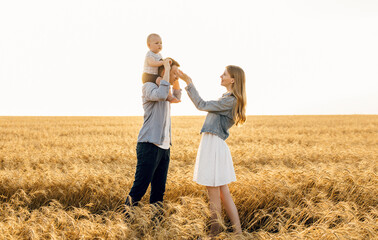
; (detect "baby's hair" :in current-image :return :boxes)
[147,33,161,44]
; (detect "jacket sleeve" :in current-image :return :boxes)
[143,81,170,102]
[172,88,182,101]
[185,83,235,112]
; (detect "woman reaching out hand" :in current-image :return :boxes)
[178,65,247,237]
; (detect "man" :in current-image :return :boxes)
[125,58,181,207]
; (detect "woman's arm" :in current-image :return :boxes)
[185,83,235,112]
[178,70,235,112]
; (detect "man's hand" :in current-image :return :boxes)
[155,77,162,86]
[177,69,192,85]
[172,77,180,90]
[163,58,172,70]
[161,58,171,84]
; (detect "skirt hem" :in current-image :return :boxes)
[193,179,236,187]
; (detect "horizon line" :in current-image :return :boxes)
[1,114,377,117]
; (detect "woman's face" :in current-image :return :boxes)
[220,69,234,89]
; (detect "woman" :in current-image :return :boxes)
[178,65,247,237]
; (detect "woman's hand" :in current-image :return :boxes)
[177,69,192,85]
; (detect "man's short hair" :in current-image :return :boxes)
[158,58,180,77]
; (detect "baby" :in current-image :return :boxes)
[142,33,179,103]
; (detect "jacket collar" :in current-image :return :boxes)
[222,92,235,97]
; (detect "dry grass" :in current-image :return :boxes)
[0,115,377,239]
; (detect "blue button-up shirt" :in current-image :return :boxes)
[137,80,182,146]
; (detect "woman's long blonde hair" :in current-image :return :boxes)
[227,65,247,126]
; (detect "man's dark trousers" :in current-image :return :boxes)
[125,142,170,206]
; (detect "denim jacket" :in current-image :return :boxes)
[185,83,236,140]
[137,80,182,145]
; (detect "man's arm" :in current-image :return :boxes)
[143,59,172,102]
[143,82,170,102]
[172,80,182,100]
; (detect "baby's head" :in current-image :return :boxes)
[147,33,162,54]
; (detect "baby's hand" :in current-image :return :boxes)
[155,77,163,86]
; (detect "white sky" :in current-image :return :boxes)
[1,0,377,116]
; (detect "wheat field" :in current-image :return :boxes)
[0,115,377,240]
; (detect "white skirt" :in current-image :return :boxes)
[193,132,236,187]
